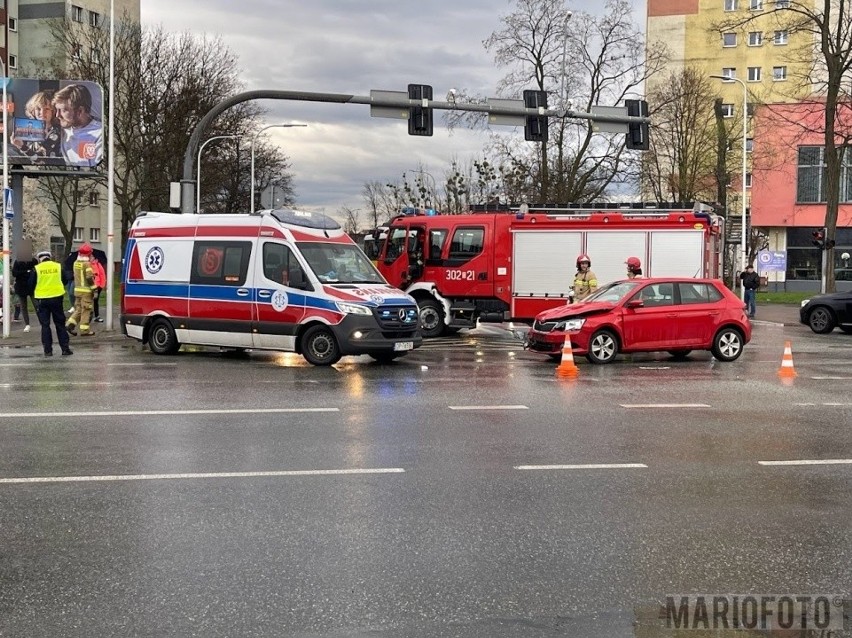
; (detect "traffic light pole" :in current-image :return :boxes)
[178,89,650,214]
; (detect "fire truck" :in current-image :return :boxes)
[375,203,724,337]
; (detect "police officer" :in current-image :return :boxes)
[572,254,598,302]
[625,256,643,279]
[31,250,73,356]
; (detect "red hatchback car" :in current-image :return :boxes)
[525,278,751,364]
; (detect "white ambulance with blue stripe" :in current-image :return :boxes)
[121,209,422,365]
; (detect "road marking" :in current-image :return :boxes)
[515,463,648,470]
[106,362,178,367]
[0,407,339,418]
[794,402,852,406]
[448,405,529,411]
[0,467,406,485]
[759,459,852,466]
[810,377,852,380]
[620,403,710,408]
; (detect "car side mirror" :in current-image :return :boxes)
[626,299,644,309]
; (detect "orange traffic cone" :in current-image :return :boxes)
[556,336,579,378]
[777,340,797,378]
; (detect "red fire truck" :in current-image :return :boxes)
[375,203,724,337]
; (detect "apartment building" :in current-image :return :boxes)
[3,0,139,260]
[645,0,852,290]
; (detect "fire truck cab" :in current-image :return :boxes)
[376,203,724,337]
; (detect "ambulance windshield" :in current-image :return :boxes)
[298,242,386,284]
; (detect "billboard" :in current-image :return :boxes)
[0,78,104,169]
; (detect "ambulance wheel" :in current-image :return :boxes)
[418,299,445,338]
[301,325,341,366]
[148,318,180,355]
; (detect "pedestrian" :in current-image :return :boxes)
[90,257,106,322]
[625,256,643,279]
[572,254,598,302]
[66,243,96,336]
[12,248,38,332]
[740,264,760,319]
[31,250,72,356]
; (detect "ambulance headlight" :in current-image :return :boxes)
[337,302,373,316]
[555,318,585,331]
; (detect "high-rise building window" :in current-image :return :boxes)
[725,0,738,10]
[747,66,762,81]
[748,31,763,46]
[797,146,852,203]
[89,11,100,27]
[774,30,788,45]
[750,0,763,9]
[775,0,790,6]
[723,33,737,47]
[8,17,17,32]
[745,173,753,188]
[88,191,100,206]
[91,48,101,64]
[90,228,101,243]
[721,103,735,118]
[72,43,83,60]
[73,227,84,242]
[722,67,737,80]
[773,66,788,81]
[746,138,754,153]
[71,5,84,22]
[8,55,16,69]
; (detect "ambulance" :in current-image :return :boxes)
[121,209,422,365]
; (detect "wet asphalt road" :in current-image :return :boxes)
[0,321,850,637]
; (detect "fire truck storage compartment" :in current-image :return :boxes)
[649,231,704,278]
[512,231,582,297]
[585,232,648,285]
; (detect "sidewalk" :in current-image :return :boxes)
[749,303,801,326]
[0,306,129,348]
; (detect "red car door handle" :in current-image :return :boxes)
[667,313,678,318]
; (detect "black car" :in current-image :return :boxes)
[800,291,852,333]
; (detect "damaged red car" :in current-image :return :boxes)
[525,278,751,364]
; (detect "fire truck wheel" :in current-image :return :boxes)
[301,325,342,366]
[586,329,619,364]
[417,299,446,338]
[148,318,180,355]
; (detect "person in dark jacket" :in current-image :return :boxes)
[740,264,760,319]
[12,252,38,332]
[31,250,73,356]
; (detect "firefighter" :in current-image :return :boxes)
[66,243,97,336]
[31,250,73,356]
[572,254,598,302]
[625,256,643,279]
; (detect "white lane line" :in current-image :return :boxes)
[620,403,710,408]
[0,467,406,485]
[515,463,648,470]
[448,405,529,411]
[106,363,178,367]
[759,459,852,466]
[0,407,339,418]
[794,402,852,406]
[810,376,852,380]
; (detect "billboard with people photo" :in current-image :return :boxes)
[1,78,104,168]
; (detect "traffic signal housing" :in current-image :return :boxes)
[625,99,649,150]
[523,90,548,142]
[408,84,433,136]
[812,227,827,249]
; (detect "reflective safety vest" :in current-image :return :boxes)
[73,259,96,295]
[33,261,66,299]
[573,270,598,301]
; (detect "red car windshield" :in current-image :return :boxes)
[582,280,641,303]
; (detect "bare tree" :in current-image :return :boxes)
[22,179,54,251]
[36,176,99,256]
[714,1,852,292]
[481,0,667,203]
[340,207,361,235]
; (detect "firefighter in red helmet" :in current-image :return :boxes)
[65,243,97,336]
[625,256,643,279]
[572,254,598,302]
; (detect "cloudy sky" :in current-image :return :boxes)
[140,0,628,219]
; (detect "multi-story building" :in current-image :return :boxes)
[4,0,139,261]
[646,0,841,289]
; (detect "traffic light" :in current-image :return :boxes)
[812,227,827,249]
[408,84,433,136]
[523,90,548,142]
[625,99,649,150]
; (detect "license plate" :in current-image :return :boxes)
[394,341,414,351]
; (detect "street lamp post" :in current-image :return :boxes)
[560,10,574,106]
[106,0,116,331]
[197,135,241,214]
[2,56,9,338]
[250,123,305,215]
[711,74,748,300]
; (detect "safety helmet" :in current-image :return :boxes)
[576,254,591,268]
[625,256,641,272]
[36,250,52,262]
[78,243,93,256]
